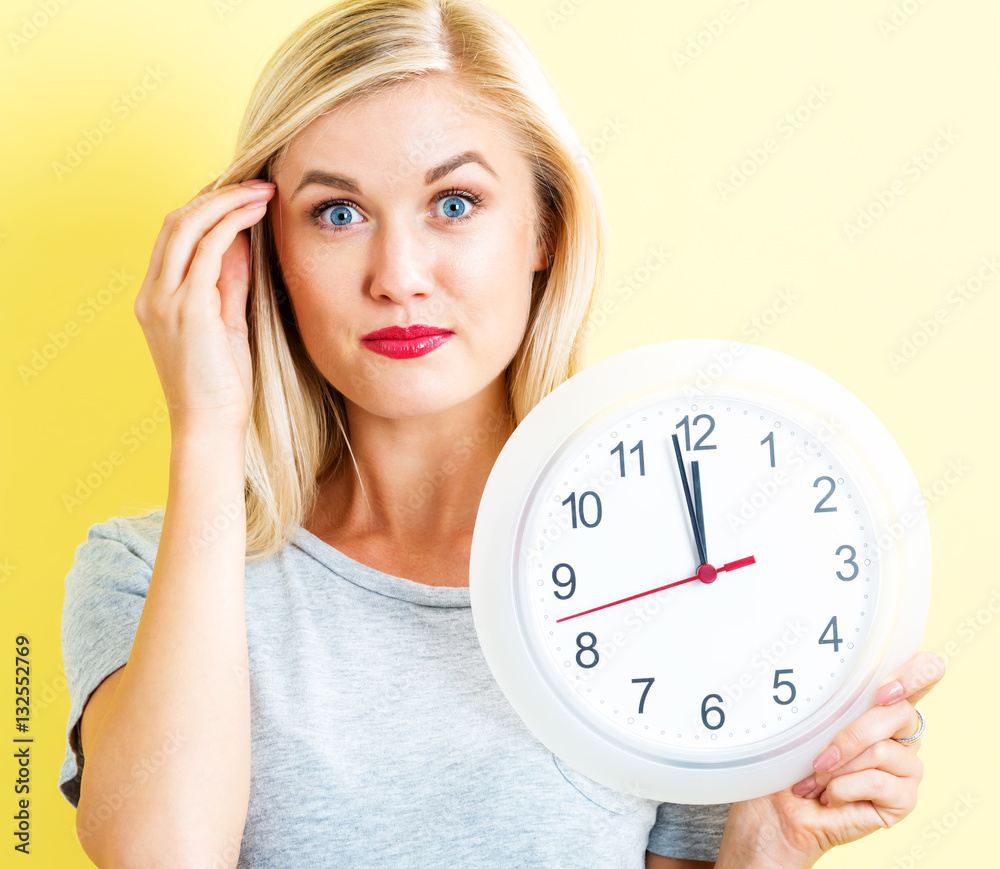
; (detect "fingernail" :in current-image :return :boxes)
[240,180,276,188]
[813,745,840,772]
[876,680,905,704]
[819,792,830,806]
[793,776,816,797]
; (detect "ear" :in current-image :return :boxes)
[531,236,552,273]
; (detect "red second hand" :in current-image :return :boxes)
[554,556,756,623]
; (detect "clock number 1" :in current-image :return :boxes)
[631,677,655,713]
[562,491,602,528]
[818,616,843,652]
[611,440,645,477]
[761,431,775,467]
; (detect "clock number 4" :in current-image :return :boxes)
[631,677,654,713]
[611,440,645,477]
[676,414,716,451]
[818,616,843,652]
[562,491,602,528]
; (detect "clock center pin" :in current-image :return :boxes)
[697,564,718,584]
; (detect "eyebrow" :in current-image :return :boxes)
[290,150,499,201]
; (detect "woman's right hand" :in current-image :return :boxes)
[133,177,277,437]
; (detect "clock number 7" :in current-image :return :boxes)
[631,677,654,714]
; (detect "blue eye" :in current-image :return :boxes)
[319,203,361,227]
[436,195,469,218]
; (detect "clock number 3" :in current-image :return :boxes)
[575,632,600,668]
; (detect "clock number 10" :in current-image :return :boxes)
[562,491,602,528]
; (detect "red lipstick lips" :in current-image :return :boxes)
[360,324,454,359]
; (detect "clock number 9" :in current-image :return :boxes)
[562,491,602,528]
[676,414,717,451]
[835,544,859,581]
[551,562,576,599]
[772,669,796,705]
[575,632,600,668]
[701,693,725,730]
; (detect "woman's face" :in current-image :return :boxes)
[271,75,549,420]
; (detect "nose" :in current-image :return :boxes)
[366,215,436,308]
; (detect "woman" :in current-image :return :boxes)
[58,1,944,866]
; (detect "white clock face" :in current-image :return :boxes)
[518,395,880,758]
[471,339,930,803]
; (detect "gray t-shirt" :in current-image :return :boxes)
[59,509,731,867]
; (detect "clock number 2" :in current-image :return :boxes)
[562,491,602,528]
[575,632,600,668]
[813,476,838,512]
[631,677,655,713]
[701,694,725,730]
[818,616,843,652]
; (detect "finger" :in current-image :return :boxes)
[143,181,273,302]
[180,202,269,313]
[802,735,923,797]
[819,768,918,823]
[158,185,275,296]
[874,651,946,706]
[811,699,918,776]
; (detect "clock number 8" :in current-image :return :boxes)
[575,632,600,668]
[701,694,725,730]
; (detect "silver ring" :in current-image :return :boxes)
[895,708,926,745]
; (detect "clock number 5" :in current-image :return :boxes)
[701,694,725,730]
[631,677,655,713]
[575,632,600,668]
[562,491,602,528]
[772,669,796,705]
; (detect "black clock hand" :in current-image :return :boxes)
[671,434,707,567]
[692,459,707,564]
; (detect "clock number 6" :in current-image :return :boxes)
[701,694,725,730]
[562,491,602,528]
[552,563,576,599]
[575,632,600,668]
[772,669,796,705]
[631,677,655,713]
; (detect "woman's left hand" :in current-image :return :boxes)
[715,650,946,868]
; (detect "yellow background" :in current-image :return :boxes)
[2,0,996,865]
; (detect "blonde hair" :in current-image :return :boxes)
[210,0,607,562]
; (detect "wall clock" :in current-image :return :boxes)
[470,339,931,804]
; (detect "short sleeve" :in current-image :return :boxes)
[58,511,163,808]
[645,800,732,862]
